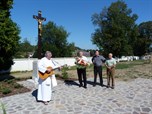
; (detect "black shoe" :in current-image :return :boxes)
[107,85,110,88]
[111,86,114,89]
[93,84,96,87]
[84,86,87,89]
[101,84,104,87]
[79,84,83,87]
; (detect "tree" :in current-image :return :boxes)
[0,0,20,70]
[15,38,36,58]
[134,21,152,56]
[34,21,75,57]
[91,0,138,57]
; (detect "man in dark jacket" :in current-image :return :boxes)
[92,50,106,87]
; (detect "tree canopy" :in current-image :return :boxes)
[34,21,75,57]
[91,0,139,57]
[0,0,20,70]
[15,38,35,58]
[134,21,152,56]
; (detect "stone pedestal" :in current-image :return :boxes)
[32,60,39,87]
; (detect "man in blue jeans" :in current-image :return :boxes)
[92,50,106,87]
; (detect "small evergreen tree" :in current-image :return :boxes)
[0,0,20,70]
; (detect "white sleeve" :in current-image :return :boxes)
[51,60,60,69]
[83,56,88,62]
[38,58,47,73]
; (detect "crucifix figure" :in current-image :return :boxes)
[33,11,46,59]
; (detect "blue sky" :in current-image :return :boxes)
[11,0,152,49]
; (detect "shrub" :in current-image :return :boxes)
[6,79,13,84]
[0,84,3,92]
[13,84,23,88]
[2,88,12,94]
[61,67,69,79]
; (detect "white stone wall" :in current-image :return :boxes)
[8,57,92,72]
[11,58,37,72]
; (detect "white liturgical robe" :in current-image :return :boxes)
[37,57,58,101]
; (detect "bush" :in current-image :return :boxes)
[61,67,69,79]
[2,88,12,94]
[13,84,23,88]
[0,84,3,92]
[6,79,13,84]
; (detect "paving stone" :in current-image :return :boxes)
[0,78,152,114]
[141,108,151,112]
[22,111,30,114]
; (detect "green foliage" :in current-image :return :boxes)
[134,21,152,56]
[2,88,11,94]
[91,0,138,57]
[0,0,20,70]
[15,38,35,58]
[34,21,75,57]
[61,67,69,79]
[13,83,22,88]
[6,79,13,84]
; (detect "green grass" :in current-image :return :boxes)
[57,60,150,81]
[116,60,145,69]
[13,83,23,89]
[66,60,145,71]
[61,67,69,79]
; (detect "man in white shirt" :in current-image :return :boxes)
[75,51,89,89]
[37,51,58,105]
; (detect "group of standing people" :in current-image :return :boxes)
[37,50,116,105]
[75,50,116,89]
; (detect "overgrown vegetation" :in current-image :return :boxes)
[56,60,151,81]
[61,67,69,79]
[0,78,30,98]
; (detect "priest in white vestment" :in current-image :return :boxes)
[37,51,59,105]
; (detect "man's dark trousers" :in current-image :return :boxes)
[77,68,87,87]
[94,66,103,86]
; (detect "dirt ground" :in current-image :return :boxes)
[66,63,152,80]
[7,62,152,81]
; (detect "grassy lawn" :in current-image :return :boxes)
[56,60,152,81]
[66,60,145,70]
[115,60,145,69]
[0,60,151,97]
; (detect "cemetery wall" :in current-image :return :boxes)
[3,57,92,72]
